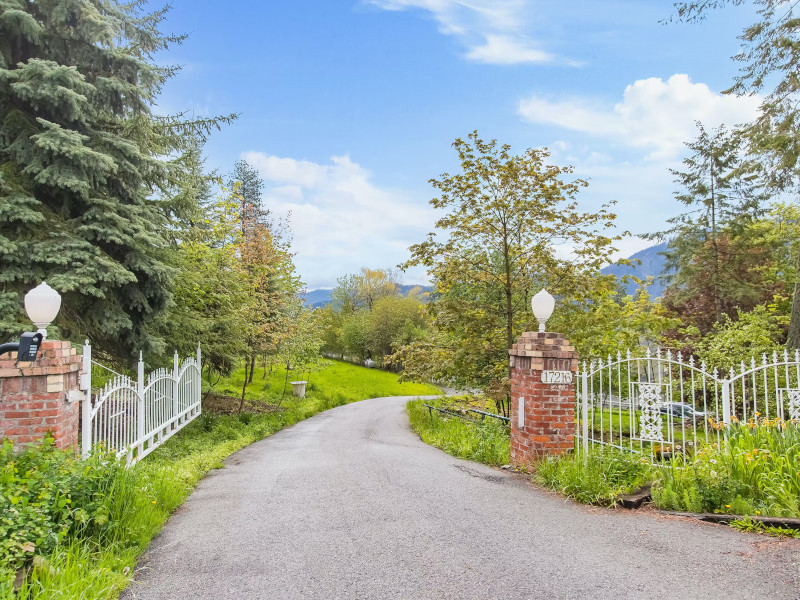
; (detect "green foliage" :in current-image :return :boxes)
[671,1,800,347]
[406,399,510,466]
[652,420,800,517]
[552,275,678,358]
[0,437,124,573]
[331,268,401,313]
[729,518,800,537]
[213,359,441,405]
[398,132,621,404]
[321,269,427,366]
[0,0,234,362]
[368,295,427,359]
[656,124,772,333]
[534,447,653,506]
[686,303,788,367]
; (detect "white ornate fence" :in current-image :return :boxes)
[80,342,202,465]
[576,347,800,458]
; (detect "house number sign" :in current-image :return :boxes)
[542,358,572,384]
[541,370,573,384]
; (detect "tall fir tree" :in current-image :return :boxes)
[228,159,268,245]
[0,0,234,361]
[655,123,770,332]
[672,1,800,345]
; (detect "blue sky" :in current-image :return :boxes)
[156,1,761,290]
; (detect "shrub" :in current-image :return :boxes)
[0,438,124,572]
[652,418,800,517]
[535,446,653,506]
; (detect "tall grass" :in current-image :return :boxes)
[535,447,653,506]
[652,419,800,517]
[406,399,510,467]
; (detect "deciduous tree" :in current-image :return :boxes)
[399,132,621,411]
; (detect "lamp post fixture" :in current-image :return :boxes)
[531,289,555,333]
[24,282,62,339]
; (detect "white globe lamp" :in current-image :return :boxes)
[24,282,62,339]
[531,289,555,333]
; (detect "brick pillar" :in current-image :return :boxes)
[509,332,578,467]
[0,340,81,450]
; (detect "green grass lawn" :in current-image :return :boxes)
[208,359,441,409]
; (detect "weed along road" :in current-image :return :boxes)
[123,397,800,600]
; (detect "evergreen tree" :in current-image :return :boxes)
[0,0,234,360]
[228,159,268,244]
[654,123,769,331]
[671,1,800,345]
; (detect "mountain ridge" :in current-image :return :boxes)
[303,244,669,307]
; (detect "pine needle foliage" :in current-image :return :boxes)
[0,0,235,361]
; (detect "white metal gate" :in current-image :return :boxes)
[80,342,202,465]
[576,347,800,457]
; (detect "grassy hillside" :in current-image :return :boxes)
[206,359,441,413]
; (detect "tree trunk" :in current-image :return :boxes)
[239,358,250,414]
[248,354,256,384]
[788,246,800,349]
[279,358,291,404]
[709,161,723,324]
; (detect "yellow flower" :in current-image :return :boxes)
[151,500,157,504]
[725,504,731,509]
[755,510,761,515]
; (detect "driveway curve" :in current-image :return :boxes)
[123,396,800,600]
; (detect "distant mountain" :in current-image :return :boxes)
[301,284,433,308]
[302,288,334,308]
[304,247,669,308]
[601,242,670,298]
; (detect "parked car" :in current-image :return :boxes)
[658,402,709,420]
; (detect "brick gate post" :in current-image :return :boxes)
[0,341,82,450]
[509,332,578,468]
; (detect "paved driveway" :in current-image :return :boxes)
[123,396,800,599]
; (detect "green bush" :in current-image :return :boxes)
[535,446,653,506]
[652,420,800,517]
[0,438,124,572]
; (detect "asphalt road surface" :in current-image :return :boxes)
[123,396,800,600]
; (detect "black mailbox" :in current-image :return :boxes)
[0,332,44,362]
[18,332,43,362]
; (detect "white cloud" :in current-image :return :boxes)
[369,0,559,65]
[465,34,554,65]
[519,74,761,159]
[241,152,436,288]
